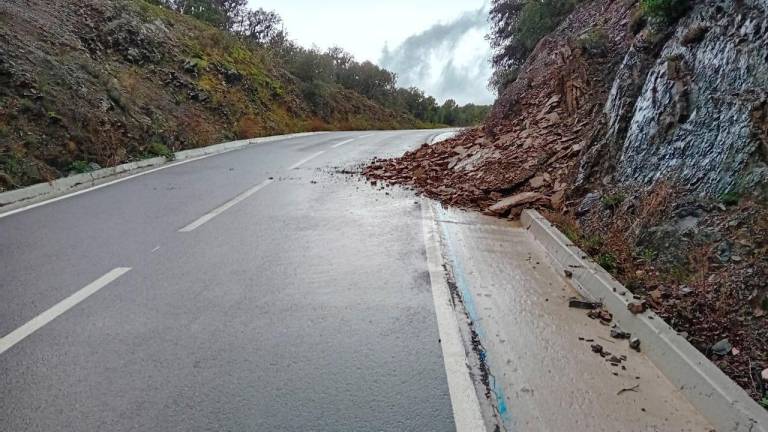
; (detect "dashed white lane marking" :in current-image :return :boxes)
[287,151,326,170]
[179,144,338,233]
[357,134,374,139]
[331,139,355,148]
[0,267,132,355]
[420,200,487,432]
[178,179,274,232]
[151,245,161,253]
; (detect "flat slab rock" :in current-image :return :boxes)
[488,192,545,215]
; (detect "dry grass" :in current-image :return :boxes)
[235,115,263,139]
[548,182,680,280]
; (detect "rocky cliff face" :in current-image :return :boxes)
[581,0,768,199]
[366,0,768,405]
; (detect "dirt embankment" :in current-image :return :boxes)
[366,0,768,406]
[0,0,416,191]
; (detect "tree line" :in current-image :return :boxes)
[148,0,490,127]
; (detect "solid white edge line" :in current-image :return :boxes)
[179,179,274,232]
[0,267,132,355]
[331,139,355,148]
[421,199,487,432]
[287,151,325,170]
[0,155,213,220]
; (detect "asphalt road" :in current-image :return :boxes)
[0,131,457,431]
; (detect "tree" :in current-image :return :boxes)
[148,0,490,126]
[233,8,284,45]
[487,0,526,71]
[178,0,227,28]
[487,0,580,92]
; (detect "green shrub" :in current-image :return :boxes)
[147,142,174,159]
[517,0,582,55]
[67,160,93,174]
[489,68,519,96]
[18,99,37,114]
[47,111,64,124]
[597,253,618,273]
[582,235,604,252]
[636,248,658,263]
[601,193,626,209]
[576,27,609,56]
[0,153,25,176]
[641,0,690,23]
[719,191,741,206]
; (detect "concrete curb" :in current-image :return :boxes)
[427,129,461,144]
[0,132,325,214]
[521,209,767,432]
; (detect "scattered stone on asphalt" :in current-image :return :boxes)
[629,338,641,352]
[627,301,646,314]
[587,308,613,324]
[711,338,732,356]
[591,344,604,354]
[610,325,631,339]
[569,298,602,310]
[564,269,573,279]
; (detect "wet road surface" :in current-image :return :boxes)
[0,130,714,432]
[0,131,457,431]
[430,206,712,431]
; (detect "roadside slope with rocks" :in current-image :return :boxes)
[0,0,418,191]
[366,0,768,406]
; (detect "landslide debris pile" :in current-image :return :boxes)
[366,0,768,406]
[0,0,418,190]
[368,0,634,216]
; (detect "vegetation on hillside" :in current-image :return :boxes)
[0,0,488,191]
[149,0,490,127]
[487,0,582,94]
[487,0,692,94]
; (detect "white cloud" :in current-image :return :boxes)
[380,11,493,105]
[249,0,494,105]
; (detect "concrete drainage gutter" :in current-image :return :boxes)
[427,129,461,144]
[0,132,325,214]
[521,209,768,432]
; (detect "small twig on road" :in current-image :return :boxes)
[617,384,640,396]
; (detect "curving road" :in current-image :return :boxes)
[0,131,458,432]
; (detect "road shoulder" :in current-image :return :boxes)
[425,201,712,431]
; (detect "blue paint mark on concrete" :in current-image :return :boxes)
[434,205,513,427]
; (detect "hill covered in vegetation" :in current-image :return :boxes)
[0,0,489,190]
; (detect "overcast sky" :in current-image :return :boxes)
[249,1,494,105]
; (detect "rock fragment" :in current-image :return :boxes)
[487,192,545,215]
[711,339,732,356]
[627,302,646,314]
[569,298,602,310]
[610,325,631,339]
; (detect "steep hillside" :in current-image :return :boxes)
[367,0,768,405]
[0,0,419,190]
